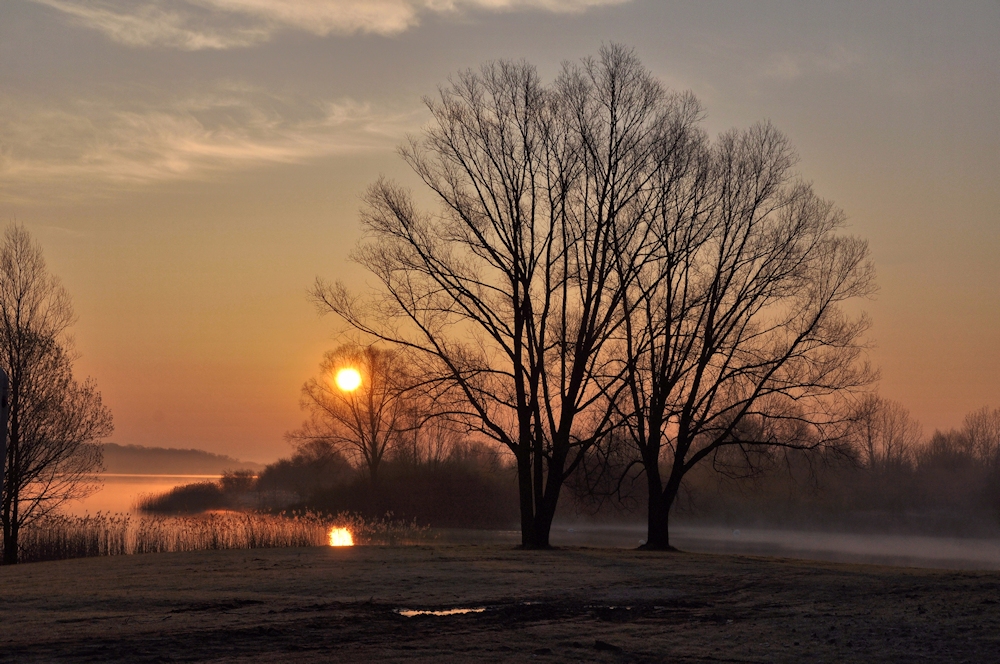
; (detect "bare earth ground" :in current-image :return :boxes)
[2,545,999,663]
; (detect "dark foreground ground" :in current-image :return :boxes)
[2,545,999,663]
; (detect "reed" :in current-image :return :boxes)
[6,511,428,564]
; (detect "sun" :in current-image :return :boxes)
[334,367,362,392]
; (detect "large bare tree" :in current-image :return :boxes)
[315,45,701,547]
[615,122,876,549]
[0,225,113,564]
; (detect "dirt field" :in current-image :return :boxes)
[2,544,999,662]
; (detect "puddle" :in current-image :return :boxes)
[396,607,487,617]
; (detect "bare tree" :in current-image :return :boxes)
[615,122,877,549]
[394,406,467,467]
[850,394,922,471]
[0,225,113,564]
[963,406,1000,468]
[315,46,702,547]
[918,429,976,469]
[289,345,412,486]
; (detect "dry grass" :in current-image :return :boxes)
[9,511,428,563]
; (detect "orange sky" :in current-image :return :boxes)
[1,1,997,461]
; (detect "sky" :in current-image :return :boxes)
[0,0,997,462]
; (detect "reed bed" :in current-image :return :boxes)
[8,511,428,564]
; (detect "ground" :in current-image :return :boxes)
[2,544,999,662]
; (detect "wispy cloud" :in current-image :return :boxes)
[0,85,421,202]
[32,0,629,49]
[757,44,863,83]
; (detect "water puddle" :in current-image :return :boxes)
[396,607,486,617]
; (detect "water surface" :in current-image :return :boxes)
[63,474,219,515]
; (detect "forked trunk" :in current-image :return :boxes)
[516,454,560,549]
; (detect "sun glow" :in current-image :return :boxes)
[334,367,362,392]
[328,527,354,546]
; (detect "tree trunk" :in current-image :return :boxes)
[3,403,16,564]
[516,452,562,549]
[1,442,14,564]
[643,491,675,550]
[641,472,680,551]
[516,453,538,547]
[531,485,561,548]
[2,520,16,565]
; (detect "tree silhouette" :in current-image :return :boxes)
[316,45,703,548]
[0,225,113,564]
[289,345,411,486]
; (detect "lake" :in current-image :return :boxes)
[59,480,1000,571]
[63,474,219,515]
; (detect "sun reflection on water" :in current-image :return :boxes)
[396,607,486,617]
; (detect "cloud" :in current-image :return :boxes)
[32,0,270,50]
[0,86,422,202]
[757,44,862,83]
[32,0,629,49]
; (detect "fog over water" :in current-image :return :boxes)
[64,474,221,515]
[65,475,1000,571]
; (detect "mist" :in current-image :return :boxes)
[544,525,1000,571]
[118,400,1000,571]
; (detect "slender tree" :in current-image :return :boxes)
[963,406,1000,468]
[615,122,876,549]
[290,345,412,486]
[0,225,113,564]
[849,394,922,471]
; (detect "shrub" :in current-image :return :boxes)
[135,482,227,513]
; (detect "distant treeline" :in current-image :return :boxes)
[103,443,263,475]
[570,399,1000,537]
[137,439,519,529]
[605,439,1000,538]
[139,400,1000,537]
